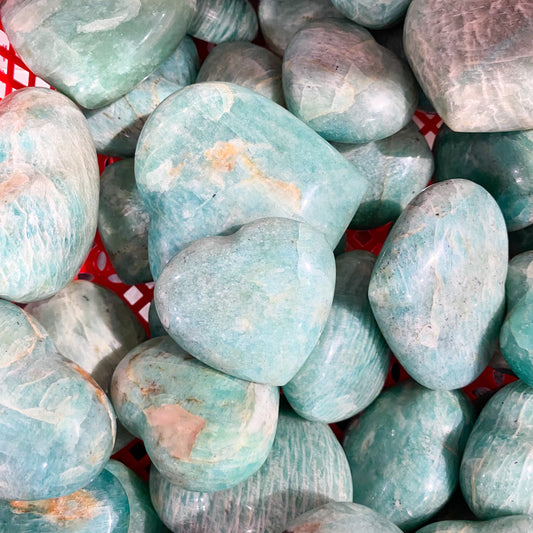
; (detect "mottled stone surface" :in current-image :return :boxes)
[84,37,199,158]
[26,280,146,395]
[283,251,390,423]
[0,88,99,303]
[344,380,475,531]
[0,0,195,109]
[0,300,116,500]
[509,224,533,257]
[258,0,344,56]
[136,82,367,279]
[283,18,417,144]
[197,42,284,105]
[189,0,257,43]
[404,0,533,132]
[460,380,533,519]
[332,0,412,29]
[149,407,353,532]
[155,218,335,385]
[333,121,433,229]
[98,159,152,285]
[111,336,279,492]
[282,502,403,532]
[369,179,508,390]
[417,515,533,533]
[434,127,533,232]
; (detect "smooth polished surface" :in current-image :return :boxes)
[404,0,533,132]
[155,218,335,385]
[0,300,116,500]
[136,82,367,279]
[460,380,533,519]
[284,251,390,423]
[333,121,433,230]
[417,516,533,533]
[283,18,417,144]
[344,380,475,531]
[369,179,508,390]
[111,336,279,492]
[0,0,195,109]
[332,0,412,29]
[0,88,99,303]
[149,407,353,533]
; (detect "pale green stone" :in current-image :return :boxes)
[332,0,412,29]
[417,516,533,533]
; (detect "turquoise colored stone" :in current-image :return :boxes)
[149,407,353,532]
[332,121,433,230]
[368,179,508,390]
[434,126,533,232]
[258,0,344,56]
[331,0,412,29]
[154,218,335,385]
[283,18,417,144]
[188,0,257,43]
[111,336,279,492]
[283,250,390,423]
[0,0,195,109]
[135,82,367,279]
[84,37,199,158]
[343,380,475,531]
[417,516,533,533]
[148,303,167,338]
[282,502,403,532]
[509,224,533,257]
[25,280,146,395]
[404,0,533,132]
[0,300,116,500]
[0,88,99,303]
[97,159,152,285]
[196,42,284,106]
[460,380,533,519]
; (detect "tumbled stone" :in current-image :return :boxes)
[258,0,344,57]
[332,0,412,29]
[155,218,335,385]
[344,380,475,531]
[197,42,284,105]
[283,250,390,423]
[84,37,199,158]
[150,407,353,533]
[25,280,146,395]
[404,0,533,132]
[0,300,116,500]
[0,88,99,303]
[111,336,279,492]
[0,0,195,109]
[333,121,433,230]
[189,0,257,43]
[369,179,508,390]
[283,18,417,144]
[135,82,367,278]
[434,127,533,232]
[460,380,533,519]
[97,159,152,285]
[417,515,533,533]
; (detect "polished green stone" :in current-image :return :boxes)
[344,380,475,531]
[331,0,412,29]
[416,516,533,533]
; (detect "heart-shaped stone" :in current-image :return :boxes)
[154,217,336,385]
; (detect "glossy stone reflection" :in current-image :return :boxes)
[331,0,412,29]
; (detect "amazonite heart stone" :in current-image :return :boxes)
[0,0,195,109]
[155,218,335,385]
[150,407,353,532]
[282,502,403,533]
[84,37,199,158]
[417,516,533,533]
[97,159,152,285]
[434,127,533,232]
[283,18,417,144]
[332,0,412,29]
[197,42,284,105]
[111,336,279,492]
[404,0,533,132]
[344,380,475,531]
[0,88,99,303]
[369,179,508,390]
[460,380,533,519]
[333,121,433,230]
[283,250,390,423]
[0,300,116,500]
[136,82,366,279]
